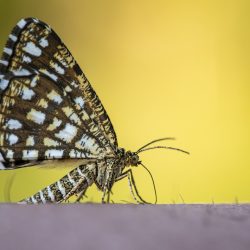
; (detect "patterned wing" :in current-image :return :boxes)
[0,18,118,169]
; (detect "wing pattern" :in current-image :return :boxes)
[0,18,117,169]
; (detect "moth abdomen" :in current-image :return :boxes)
[21,162,97,204]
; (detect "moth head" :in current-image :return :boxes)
[125,151,141,166]
[130,153,141,166]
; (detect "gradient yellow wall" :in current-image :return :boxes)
[0,0,249,203]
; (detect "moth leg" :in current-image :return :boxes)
[58,177,86,203]
[74,188,87,203]
[115,170,142,204]
[107,191,111,203]
[101,188,106,203]
[101,189,112,204]
[101,186,109,204]
[116,169,151,204]
[101,165,114,204]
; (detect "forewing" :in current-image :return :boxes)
[0,18,117,169]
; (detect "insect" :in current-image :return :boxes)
[0,18,188,204]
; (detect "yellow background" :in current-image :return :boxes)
[0,0,249,203]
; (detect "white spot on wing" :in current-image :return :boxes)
[39,38,48,48]
[32,18,39,23]
[47,90,63,104]
[23,55,32,63]
[62,106,73,116]
[37,98,48,108]
[0,79,9,90]
[55,123,78,143]
[9,34,17,42]
[6,150,14,159]
[0,60,8,66]
[4,48,12,55]
[69,113,81,125]
[30,76,38,87]
[45,149,64,159]
[21,87,35,100]
[62,107,81,125]
[70,81,78,88]
[22,150,38,160]
[47,117,62,131]
[65,86,72,92]
[23,42,42,57]
[75,135,100,154]
[26,136,35,146]
[8,134,18,145]
[43,137,59,147]
[74,97,85,108]
[17,19,27,28]
[27,109,45,124]
[13,69,31,76]
[50,62,65,74]
[40,69,58,81]
[6,119,22,129]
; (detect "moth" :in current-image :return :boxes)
[0,18,188,204]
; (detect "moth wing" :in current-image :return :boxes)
[0,18,118,169]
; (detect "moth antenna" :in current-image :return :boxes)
[138,146,190,155]
[136,137,175,153]
[140,163,157,204]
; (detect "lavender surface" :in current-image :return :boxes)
[0,204,249,250]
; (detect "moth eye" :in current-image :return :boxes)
[132,155,138,163]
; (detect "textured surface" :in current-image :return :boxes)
[0,204,250,250]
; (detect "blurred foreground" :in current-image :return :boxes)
[0,204,249,250]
